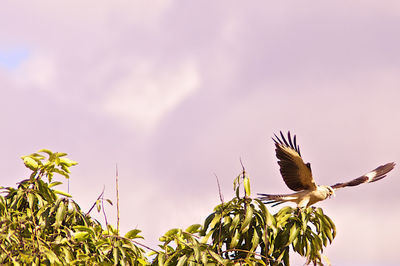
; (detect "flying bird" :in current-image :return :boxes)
[258,131,395,207]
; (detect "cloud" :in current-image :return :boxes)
[0,2,400,264]
[13,52,57,90]
[103,59,200,130]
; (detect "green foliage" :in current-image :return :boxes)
[0,149,336,265]
[152,170,336,265]
[0,149,147,265]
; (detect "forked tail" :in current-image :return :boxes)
[258,193,292,207]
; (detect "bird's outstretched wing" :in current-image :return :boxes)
[273,131,317,191]
[331,162,395,189]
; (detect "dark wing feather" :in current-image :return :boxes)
[273,131,317,191]
[331,162,395,189]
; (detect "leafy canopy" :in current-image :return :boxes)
[0,150,147,265]
[0,150,335,265]
[151,168,335,265]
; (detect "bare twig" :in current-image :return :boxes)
[239,157,245,176]
[131,239,159,253]
[239,158,248,199]
[116,164,120,234]
[214,173,224,204]
[101,194,109,229]
[214,173,224,255]
[86,186,105,215]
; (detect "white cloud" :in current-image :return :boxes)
[104,59,200,130]
[13,53,57,90]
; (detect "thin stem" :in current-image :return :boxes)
[86,186,105,215]
[214,173,224,205]
[101,195,109,229]
[116,164,120,234]
[214,173,224,255]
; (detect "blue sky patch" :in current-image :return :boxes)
[0,48,30,70]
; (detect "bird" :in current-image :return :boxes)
[258,131,395,208]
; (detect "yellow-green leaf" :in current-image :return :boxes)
[240,204,254,233]
[125,229,143,239]
[23,157,39,171]
[185,224,201,233]
[287,224,299,246]
[230,229,240,249]
[55,201,66,228]
[244,176,251,196]
[53,190,72,197]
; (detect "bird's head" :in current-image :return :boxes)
[322,185,335,199]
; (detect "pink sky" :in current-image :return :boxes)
[1,1,399,264]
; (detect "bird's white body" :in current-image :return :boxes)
[261,185,334,208]
[279,186,334,208]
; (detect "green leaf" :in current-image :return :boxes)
[185,224,201,233]
[54,168,70,179]
[201,213,215,234]
[287,223,299,246]
[176,255,187,266]
[324,226,333,244]
[230,213,241,232]
[55,200,66,228]
[283,247,290,266]
[275,206,293,218]
[137,258,148,265]
[250,228,260,252]
[324,215,336,238]
[74,225,95,237]
[208,250,225,264]
[59,157,78,167]
[113,247,119,263]
[165,228,181,237]
[61,164,71,174]
[44,248,60,264]
[305,237,311,258]
[240,204,254,233]
[38,149,53,155]
[230,229,240,249]
[244,176,251,196]
[125,229,143,239]
[74,231,89,240]
[265,207,276,229]
[201,230,213,244]
[276,213,292,229]
[53,190,72,197]
[209,212,221,229]
[27,193,35,209]
[49,181,63,188]
[276,248,286,262]
[22,157,39,171]
[96,199,101,212]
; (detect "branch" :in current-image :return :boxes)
[86,186,105,216]
[214,173,224,204]
[116,164,120,234]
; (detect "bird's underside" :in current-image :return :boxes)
[258,131,395,208]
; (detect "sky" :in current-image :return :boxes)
[1,1,400,264]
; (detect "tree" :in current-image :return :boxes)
[0,150,147,265]
[0,150,335,265]
[151,168,335,265]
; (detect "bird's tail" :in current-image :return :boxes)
[258,193,295,207]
